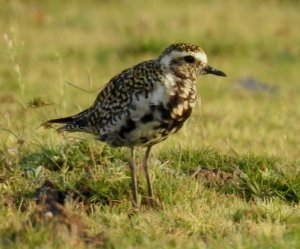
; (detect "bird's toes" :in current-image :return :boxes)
[128,207,139,218]
[144,197,161,210]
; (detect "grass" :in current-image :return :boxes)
[0,0,300,248]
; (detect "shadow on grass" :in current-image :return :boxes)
[1,179,107,248]
[159,148,300,203]
[7,142,300,207]
[17,141,131,205]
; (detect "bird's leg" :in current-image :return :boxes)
[142,146,155,206]
[128,147,138,208]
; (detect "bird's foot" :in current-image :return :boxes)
[145,196,160,209]
[128,206,139,218]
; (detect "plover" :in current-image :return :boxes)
[45,43,226,207]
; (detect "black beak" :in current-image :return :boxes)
[203,65,226,77]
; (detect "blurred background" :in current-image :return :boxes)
[0,0,299,159]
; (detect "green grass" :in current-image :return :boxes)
[1,0,300,248]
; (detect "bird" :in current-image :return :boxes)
[45,43,226,208]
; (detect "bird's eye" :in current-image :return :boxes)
[184,55,195,63]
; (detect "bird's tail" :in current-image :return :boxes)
[43,109,91,132]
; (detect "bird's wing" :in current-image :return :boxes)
[92,60,161,125]
[50,60,159,133]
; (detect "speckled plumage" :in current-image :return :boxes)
[46,43,226,207]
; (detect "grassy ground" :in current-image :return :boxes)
[1,0,300,248]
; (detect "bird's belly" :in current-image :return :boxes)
[101,104,193,147]
[126,121,167,146]
[102,117,169,147]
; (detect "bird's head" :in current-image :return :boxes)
[158,43,226,80]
